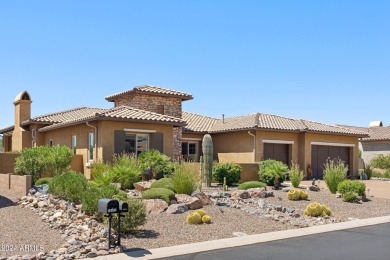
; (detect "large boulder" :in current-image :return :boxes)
[246,188,267,198]
[143,199,168,216]
[133,181,152,192]
[230,190,250,200]
[175,194,203,210]
[166,204,189,214]
[191,191,213,205]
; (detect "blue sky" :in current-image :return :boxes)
[1,1,389,129]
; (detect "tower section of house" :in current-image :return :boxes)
[105,85,193,161]
[12,91,33,151]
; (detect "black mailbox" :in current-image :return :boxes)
[119,201,128,213]
[98,198,119,214]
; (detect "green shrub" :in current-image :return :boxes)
[35,177,52,186]
[370,154,390,169]
[49,171,88,204]
[91,161,114,187]
[109,154,142,189]
[15,145,74,183]
[337,180,366,196]
[289,162,303,188]
[151,178,175,192]
[258,160,289,186]
[343,192,359,203]
[323,158,347,194]
[138,150,173,179]
[364,164,373,180]
[15,146,49,183]
[110,198,146,233]
[171,163,197,195]
[45,145,74,175]
[81,183,127,215]
[212,162,241,185]
[385,169,390,179]
[142,188,175,204]
[237,181,266,190]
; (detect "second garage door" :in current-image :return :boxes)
[311,145,350,179]
[264,143,289,165]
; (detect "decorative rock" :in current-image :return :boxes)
[86,252,97,258]
[307,185,320,192]
[282,186,293,192]
[335,193,342,198]
[285,208,295,213]
[230,190,250,200]
[246,188,267,198]
[216,202,228,207]
[191,191,213,205]
[143,199,169,216]
[166,204,189,214]
[210,192,221,199]
[175,194,203,210]
[292,213,300,218]
[258,200,266,208]
[96,250,109,256]
[127,190,140,197]
[38,201,46,208]
[264,191,274,197]
[133,181,152,192]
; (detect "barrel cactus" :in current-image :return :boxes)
[304,202,331,217]
[202,215,212,224]
[202,134,213,187]
[299,190,309,200]
[321,204,332,216]
[195,209,206,218]
[186,212,202,224]
[288,189,301,201]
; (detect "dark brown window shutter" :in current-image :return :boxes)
[114,130,125,155]
[150,132,164,153]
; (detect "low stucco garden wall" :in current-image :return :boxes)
[0,173,32,196]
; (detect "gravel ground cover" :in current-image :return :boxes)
[0,189,65,258]
[121,183,390,251]
[2,182,390,258]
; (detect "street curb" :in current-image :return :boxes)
[93,215,390,260]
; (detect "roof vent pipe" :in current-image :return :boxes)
[222,114,225,124]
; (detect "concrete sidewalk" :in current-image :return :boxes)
[93,215,390,260]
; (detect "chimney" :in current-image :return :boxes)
[12,91,32,151]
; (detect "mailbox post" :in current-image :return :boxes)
[98,198,128,251]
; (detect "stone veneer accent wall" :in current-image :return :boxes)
[173,127,182,161]
[115,93,183,118]
[0,173,32,196]
[114,93,184,161]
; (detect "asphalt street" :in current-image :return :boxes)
[159,223,390,260]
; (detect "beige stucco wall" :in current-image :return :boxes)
[12,100,32,151]
[212,131,255,163]
[0,153,19,173]
[302,133,359,178]
[361,141,390,165]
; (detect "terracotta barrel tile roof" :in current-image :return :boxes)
[362,126,390,141]
[182,112,219,133]
[29,107,106,124]
[105,85,193,101]
[38,106,184,132]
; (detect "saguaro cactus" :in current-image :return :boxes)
[202,134,213,187]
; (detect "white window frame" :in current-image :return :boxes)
[182,141,198,161]
[72,135,77,155]
[32,129,36,139]
[88,132,94,161]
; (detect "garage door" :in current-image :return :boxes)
[264,143,289,165]
[311,145,350,179]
